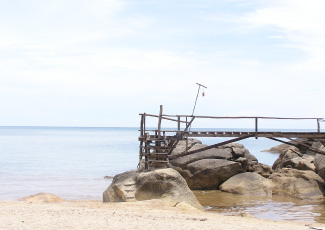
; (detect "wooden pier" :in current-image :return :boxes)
[139,106,325,170]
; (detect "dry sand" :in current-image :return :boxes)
[0,198,324,230]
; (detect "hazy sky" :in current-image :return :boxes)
[1,0,324,129]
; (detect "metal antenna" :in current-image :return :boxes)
[191,82,207,116]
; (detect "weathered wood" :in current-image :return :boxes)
[143,113,146,134]
[184,117,195,132]
[255,118,258,139]
[169,134,254,160]
[158,105,163,138]
[140,114,144,136]
[161,115,323,120]
[139,112,325,170]
[282,136,325,156]
[139,113,187,123]
[177,116,180,131]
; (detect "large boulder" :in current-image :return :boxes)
[270,168,325,200]
[306,141,325,155]
[103,168,202,210]
[18,193,64,203]
[170,146,233,168]
[218,143,258,167]
[315,153,325,181]
[169,141,257,189]
[185,159,243,189]
[248,163,273,178]
[272,146,303,170]
[272,146,316,172]
[263,138,307,153]
[220,172,272,196]
[171,138,202,156]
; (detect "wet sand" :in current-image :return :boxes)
[0,199,324,230]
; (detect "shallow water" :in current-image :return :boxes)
[1,126,325,223]
[194,190,325,223]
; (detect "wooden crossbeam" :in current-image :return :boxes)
[169,134,254,160]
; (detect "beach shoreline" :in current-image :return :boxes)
[0,199,323,230]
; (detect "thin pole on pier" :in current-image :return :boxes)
[317,119,321,133]
[143,113,146,134]
[140,114,144,136]
[255,118,258,139]
[191,83,207,116]
[177,116,180,131]
[158,105,163,138]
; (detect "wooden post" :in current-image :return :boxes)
[177,116,180,132]
[317,119,320,133]
[140,114,144,136]
[255,117,258,139]
[158,105,163,138]
[143,113,146,134]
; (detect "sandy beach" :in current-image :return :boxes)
[0,199,324,230]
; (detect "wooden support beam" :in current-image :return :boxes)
[140,114,144,136]
[255,118,258,139]
[273,134,325,156]
[139,113,188,123]
[184,116,195,132]
[158,105,163,138]
[169,134,254,159]
[177,116,180,131]
[266,137,300,148]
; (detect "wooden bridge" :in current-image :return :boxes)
[138,106,325,170]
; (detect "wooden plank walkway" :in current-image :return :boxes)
[138,106,325,170]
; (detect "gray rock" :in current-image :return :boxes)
[170,147,233,168]
[185,159,243,190]
[306,142,325,155]
[315,154,325,181]
[263,138,307,153]
[296,155,316,171]
[103,168,202,210]
[248,163,273,178]
[220,172,272,196]
[270,168,325,200]
[272,146,303,170]
[171,138,202,156]
[218,143,257,166]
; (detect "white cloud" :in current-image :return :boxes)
[241,0,325,70]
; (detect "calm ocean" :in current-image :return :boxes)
[0,126,279,201]
[3,126,325,223]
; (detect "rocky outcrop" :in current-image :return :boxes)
[272,146,303,170]
[169,139,258,190]
[315,154,325,181]
[185,159,243,190]
[103,168,202,210]
[18,193,64,203]
[170,146,233,168]
[270,168,325,200]
[220,172,272,196]
[171,139,202,156]
[218,143,258,167]
[272,146,316,172]
[263,138,307,153]
[248,163,273,178]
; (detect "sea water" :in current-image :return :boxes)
[0,126,324,223]
[0,127,139,200]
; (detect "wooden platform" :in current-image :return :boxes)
[138,106,325,170]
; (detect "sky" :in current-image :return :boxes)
[0,0,324,129]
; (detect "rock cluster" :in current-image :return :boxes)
[104,139,325,205]
[169,138,325,200]
[103,168,203,210]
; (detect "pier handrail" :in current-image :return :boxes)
[139,111,324,136]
